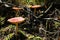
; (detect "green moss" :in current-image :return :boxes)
[4,33,14,40]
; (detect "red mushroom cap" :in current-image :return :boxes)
[8,17,25,24]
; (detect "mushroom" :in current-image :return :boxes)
[8,17,25,35]
[28,5,41,15]
[12,6,23,16]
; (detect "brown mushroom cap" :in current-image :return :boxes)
[12,7,23,11]
[31,5,41,8]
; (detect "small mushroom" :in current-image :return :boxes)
[8,17,25,35]
[12,6,23,16]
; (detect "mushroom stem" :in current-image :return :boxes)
[15,23,18,35]
[16,10,19,17]
[34,8,36,15]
